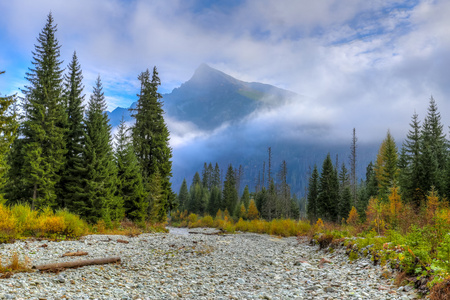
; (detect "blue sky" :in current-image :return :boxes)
[1,0,450,146]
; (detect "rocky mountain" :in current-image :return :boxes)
[108,64,296,130]
[108,64,378,197]
[163,63,297,130]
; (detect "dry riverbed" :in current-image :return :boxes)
[0,227,418,299]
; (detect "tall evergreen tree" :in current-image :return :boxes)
[79,76,119,223]
[188,182,204,214]
[201,162,212,190]
[307,165,319,222]
[255,187,266,216]
[222,164,238,215]
[115,118,147,222]
[241,185,250,209]
[192,172,201,187]
[131,67,174,218]
[21,13,67,209]
[317,154,339,222]
[178,179,189,211]
[365,162,378,199]
[358,161,378,219]
[375,130,398,199]
[59,51,85,209]
[338,163,350,190]
[207,163,214,190]
[420,97,447,196]
[400,112,423,205]
[235,165,243,195]
[187,172,205,214]
[264,179,277,220]
[339,186,352,221]
[212,163,221,188]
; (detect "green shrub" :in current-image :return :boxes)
[55,209,88,237]
[11,204,38,236]
[201,215,214,227]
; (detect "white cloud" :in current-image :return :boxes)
[2,0,450,145]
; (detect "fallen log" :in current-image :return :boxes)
[33,257,121,271]
[62,251,88,257]
[188,229,225,235]
[117,239,129,244]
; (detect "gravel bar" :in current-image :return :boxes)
[0,227,418,299]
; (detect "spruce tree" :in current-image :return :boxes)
[420,97,447,196]
[307,165,319,222]
[401,112,423,205]
[339,186,352,221]
[207,163,214,190]
[0,71,18,201]
[131,67,174,218]
[365,162,378,199]
[317,154,339,222]
[21,13,67,209]
[201,162,212,190]
[265,179,277,220]
[222,164,238,215]
[255,187,267,216]
[375,130,398,199]
[59,51,85,209]
[241,185,250,209]
[212,163,221,188]
[115,118,147,222]
[338,163,350,190]
[80,76,119,223]
[192,172,201,186]
[178,179,189,211]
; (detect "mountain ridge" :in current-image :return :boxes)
[108,64,297,130]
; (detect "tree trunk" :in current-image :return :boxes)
[34,257,121,271]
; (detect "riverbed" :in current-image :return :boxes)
[0,228,417,299]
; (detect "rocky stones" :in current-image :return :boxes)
[0,228,419,299]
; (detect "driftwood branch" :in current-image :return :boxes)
[33,257,121,271]
[62,251,88,257]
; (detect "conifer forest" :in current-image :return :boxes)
[1,14,174,226]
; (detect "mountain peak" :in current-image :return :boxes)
[196,63,213,72]
[189,63,237,86]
